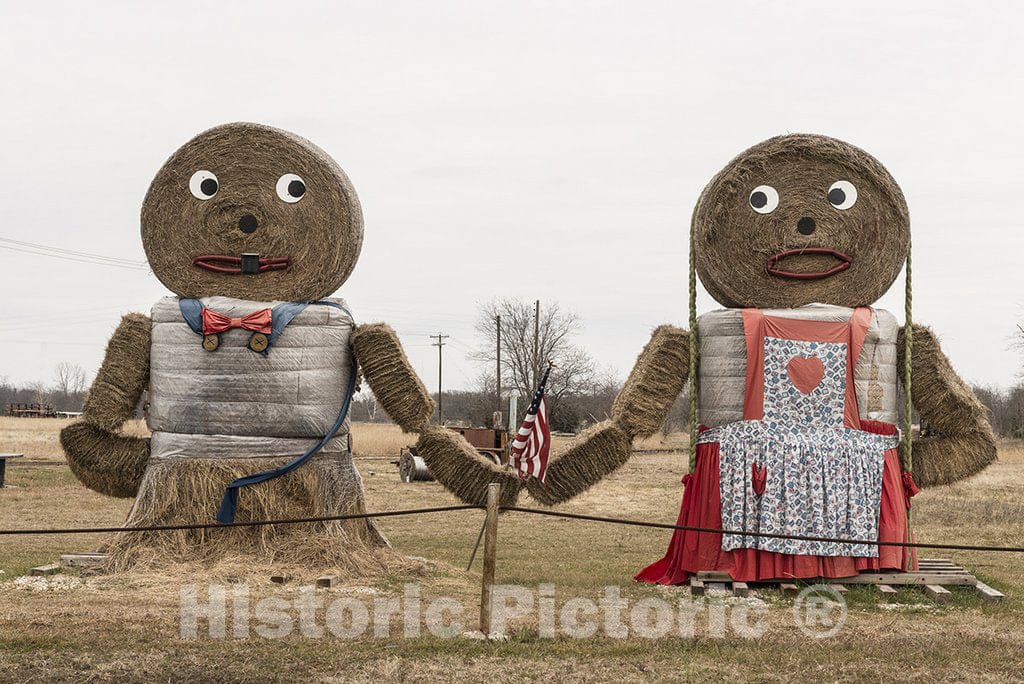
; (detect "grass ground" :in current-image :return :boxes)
[0,418,1022,682]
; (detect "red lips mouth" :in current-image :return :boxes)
[766,248,852,280]
[193,254,290,275]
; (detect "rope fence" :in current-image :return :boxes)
[2,503,1023,554]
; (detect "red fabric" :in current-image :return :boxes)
[786,355,825,394]
[751,462,767,495]
[740,307,871,429]
[902,472,920,506]
[201,307,273,335]
[635,420,916,584]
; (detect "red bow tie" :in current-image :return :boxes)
[201,307,273,335]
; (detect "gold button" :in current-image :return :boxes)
[249,333,269,352]
[202,334,219,352]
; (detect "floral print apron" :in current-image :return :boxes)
[697,307,897,557]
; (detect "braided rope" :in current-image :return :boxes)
[902,238,914,570]
[688,212,699,473]
[903,238,913,473]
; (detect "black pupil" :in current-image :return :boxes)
[200,178,218,196]
[288,179,305,197]
[750,191,768,209]
[828,187,846,205]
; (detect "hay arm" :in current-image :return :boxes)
[897,324,997,487]
[351,322,435,433]
[60,313,152,498]
[526,325,690,505]
[351,322,523,507]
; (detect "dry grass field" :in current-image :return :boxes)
[0,417,1022,682]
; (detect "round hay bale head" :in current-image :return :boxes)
[142,122,363,302]
[694,133,909,308]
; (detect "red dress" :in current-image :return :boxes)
[636,308,916,584]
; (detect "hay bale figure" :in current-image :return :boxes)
[61,123,477,569]
[418,133,997,582]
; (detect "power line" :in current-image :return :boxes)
[0,237,148,270]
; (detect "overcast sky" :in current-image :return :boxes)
[1,1,1021,394]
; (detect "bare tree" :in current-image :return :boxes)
[351,388,382,423]
[53,362,87,397]
[475,298,598,429]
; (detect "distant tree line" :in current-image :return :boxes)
[1,362,88,413]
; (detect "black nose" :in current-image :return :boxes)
[238,215,258,234]
[797,217,816,235]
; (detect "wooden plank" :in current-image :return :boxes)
[315,575,338,589]
[30,564,60,576]
[689,577,705,596]
[60,553,108,568]
[876,584,899,595]
[829,573,976,586]
[696,571,733,582]
[732,581,750,598]
[779,583,799,594]
[974,581,1006,603]
[269,574,292,584]
[924,585,953,603]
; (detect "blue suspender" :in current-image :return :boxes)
[215,365,358,524]
[179,298,204,334]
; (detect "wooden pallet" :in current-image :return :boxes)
[693,559,1004,602]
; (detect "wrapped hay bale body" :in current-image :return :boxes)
[107,296,386,566]
[696,305,899,427]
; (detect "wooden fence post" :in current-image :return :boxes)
[479,482,501,635]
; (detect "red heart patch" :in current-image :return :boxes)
[787,355,824,394]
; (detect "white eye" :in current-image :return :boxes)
[749,185,779,214]
[276,173,306,203]
[189,170,218,200]
[827,180,857,210]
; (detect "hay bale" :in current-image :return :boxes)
[414,427,522,507]
[59,422,149,498]
[911,432,997,489]
[898,324,997,486]
[141,122,364,302]
[80,313,151,432]
[352,323,435,433]
[103,453,389,571]
[693,134,910,309]
[613,325,689,438]
[525,420,631,505]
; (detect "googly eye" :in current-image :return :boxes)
[189,170,218,200]
[276,174,306,203]
[827,180,857,210]
[749,185,779,214]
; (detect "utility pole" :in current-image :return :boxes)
[430,333,449,424]
[495,314,501,424]
[533,299,540,389]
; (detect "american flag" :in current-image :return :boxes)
[510,365,552,482]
